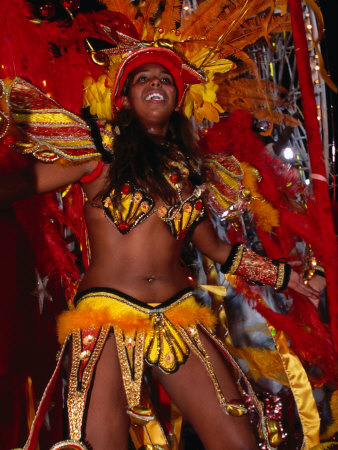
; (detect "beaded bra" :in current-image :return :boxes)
[101,161,205,240]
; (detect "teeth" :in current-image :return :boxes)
[146,93,164,101]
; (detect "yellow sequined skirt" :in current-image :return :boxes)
[57,287,272,447]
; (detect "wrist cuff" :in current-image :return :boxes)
[274,262,291,291]
[221,244,291,291]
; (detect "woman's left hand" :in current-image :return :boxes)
[308,274,326,294]
[288,269,320,308]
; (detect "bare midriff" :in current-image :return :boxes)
[78,169,193,303]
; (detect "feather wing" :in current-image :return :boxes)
[6,78,103,163]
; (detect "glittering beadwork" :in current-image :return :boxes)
[101,180,205,239]
[7,78,113,162]
[221,244,290,290]
[102,183,154,234]
[115,327,145,408]
[67,326,110,441]
[159,187,205,240]
[203,155,244,213]
[274,263,286,291]
[49,440,89,450]
[144,312,190,373]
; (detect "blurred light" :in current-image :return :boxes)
[283,147,294,160]
[314,65,320,71]
[332,144,336,164]
[317,115,321,121]
[306,24,312,30]
[305,179,310,185]
[315,79,320,84]
[42,80,47,87]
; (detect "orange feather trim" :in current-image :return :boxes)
[241,162,279,232]
[57,295,217,344]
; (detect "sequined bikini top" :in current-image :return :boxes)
[100,162,205,240]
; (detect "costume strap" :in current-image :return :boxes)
[221,243,291,291]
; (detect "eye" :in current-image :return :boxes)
[161,76,174,85]
[134,75,148,83]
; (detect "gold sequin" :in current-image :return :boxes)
[67,327,110,440]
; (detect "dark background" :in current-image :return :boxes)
[320,0,338,144]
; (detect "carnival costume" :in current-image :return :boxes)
[1,1,337,449]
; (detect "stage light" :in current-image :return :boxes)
[283,147,294,160]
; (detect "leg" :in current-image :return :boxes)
[152,329,258,450]
[68,333,130,450]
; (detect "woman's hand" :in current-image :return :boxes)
[308,274,326,294]
[288,269,320,308]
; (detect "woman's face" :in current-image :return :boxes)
[121,63,178,136]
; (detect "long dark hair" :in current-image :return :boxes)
[103,109,203,207]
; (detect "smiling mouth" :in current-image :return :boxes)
[145,93,165,101]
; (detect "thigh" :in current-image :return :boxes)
[68,333,130,450]
[152,329,258,450]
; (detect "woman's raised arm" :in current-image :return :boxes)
[0,159,99,209]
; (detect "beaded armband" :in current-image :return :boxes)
[221,243,291,291]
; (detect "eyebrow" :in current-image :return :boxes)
[133,68,173,77]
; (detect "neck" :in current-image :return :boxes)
[142,121,169,137]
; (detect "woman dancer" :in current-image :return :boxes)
[1,47,319,450]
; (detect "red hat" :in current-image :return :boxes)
[113,46,205,110]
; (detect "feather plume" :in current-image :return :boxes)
[180,0,228,40]
[15,192,83,302]
[100,0,137,22]
[208,12,291,49]
[215,73,300,126]
[159,0,182,31]
[1,0,52,88]
[201,0,256,45]
[138,0,162,40]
